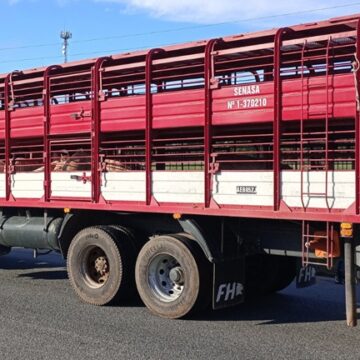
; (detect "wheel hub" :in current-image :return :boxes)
[148,254,185,302]
[94,256,108,276]
[169,267,184,285]
[81,246,110,288]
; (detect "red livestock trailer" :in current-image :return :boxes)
[0,13,359,324]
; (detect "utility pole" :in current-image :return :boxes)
[60,30,72,63]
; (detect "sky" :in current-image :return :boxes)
[1,0,360,74]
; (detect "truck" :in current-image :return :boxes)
[0,12,359,324]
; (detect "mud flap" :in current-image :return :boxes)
[212,258,245,310]
[356,246,360,267]
[296,265,316,288]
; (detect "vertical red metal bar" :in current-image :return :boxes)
[355,19,360,214]
[91,57,110,203]
[273,28,292,211]
[302,220,310,267]
[326,222,330,269]
[145,48,164,205]
[4,71,21,201]
[204,38,220,208]
[324,38,332,211]
[324,222,334,270]
[327,222,334,270]
[43,65,61,202]
[301,221,305,266]
[4,74,12,201]
[300,41,307,211]
[306,222,310,266]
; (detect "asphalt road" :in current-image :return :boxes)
[0,249,360,360]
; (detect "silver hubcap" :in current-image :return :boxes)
[148,254,185,302]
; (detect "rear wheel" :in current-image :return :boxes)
[67,226,135,305]
[135,234,210,319]
[245,254,296,296]
[270,256,297,292]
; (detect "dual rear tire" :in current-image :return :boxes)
[67,227,296,317]
[67,229,209,318]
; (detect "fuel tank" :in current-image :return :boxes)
[0,216,63,250]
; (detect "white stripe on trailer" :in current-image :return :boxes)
[11,172,43,199]
[101,172,146,201]
[0,174,5,198]
[281,170,355,209]
[51,172,91,198]
[152,171,204,203]
[213,171,274,206]
[3,170,357,210]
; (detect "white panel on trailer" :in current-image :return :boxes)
[101,172,146,201]
[51,172,91,198]
[281,170,355,209]
[0,174,5,198]
[2,169,355,211]
[213,171,274,206]
[11,173,44,199]
[152,171,204,203]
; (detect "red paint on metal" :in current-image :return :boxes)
[324,38,332,211]
[299,38,333,212]
[0,197,357,223]
[1,74,356,138]
[91,57,111,203]
[355,19,360,214]
[0,14,358,223]
[273,28,292,211]
[4,71,21,201]
[300,41,307,211]
[43,65,62,201]
[145,48,164,205]
[4,73,11,201]
[204,38,221,208]
[302,221,334,270]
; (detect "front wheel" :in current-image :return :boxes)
[135,234,210,319]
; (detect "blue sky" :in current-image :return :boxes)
[1,0,360,74]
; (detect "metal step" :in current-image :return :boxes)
[302,192,328,197]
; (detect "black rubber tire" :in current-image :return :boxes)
[67,226,135,306]
[135,234,210,319]
[107,225,137,298]
[245,254,296,296]
[270,256,297,292]
[108,225,140,253]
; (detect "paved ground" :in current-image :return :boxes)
[0,249,360,360]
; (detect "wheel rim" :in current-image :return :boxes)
[148,254,185,302]
[80,246,110,288]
